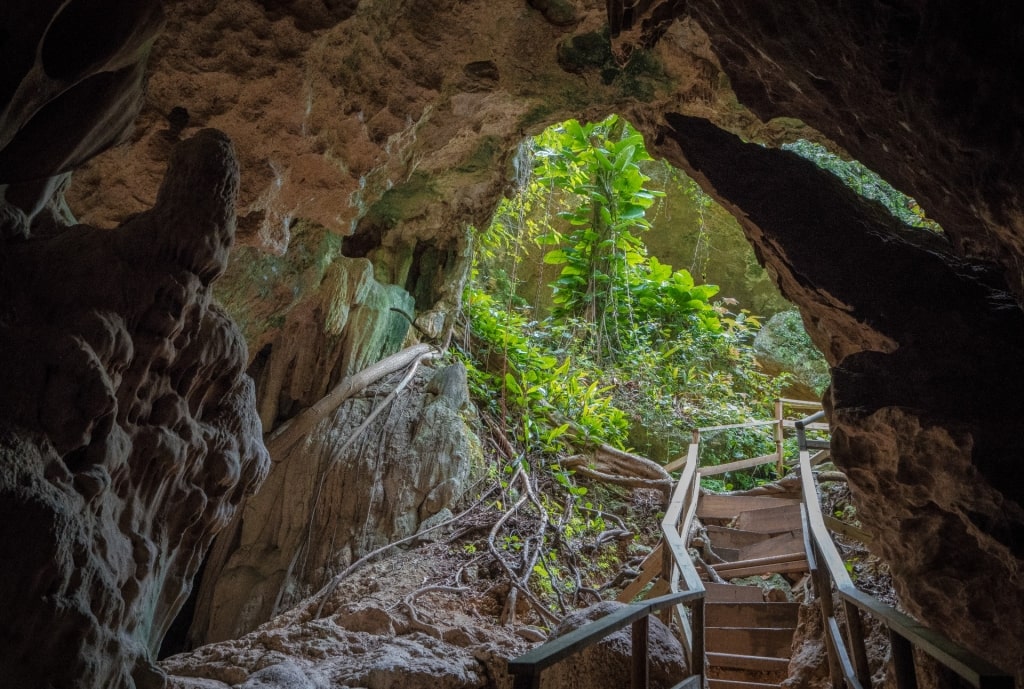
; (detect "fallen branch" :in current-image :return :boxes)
[266,343,438,459]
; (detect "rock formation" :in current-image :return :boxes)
[3,0,1023,685]
[190,362,478,644]
[0,127,269,688]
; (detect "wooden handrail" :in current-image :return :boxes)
[796,419,1014,689]
[507,591,703,688]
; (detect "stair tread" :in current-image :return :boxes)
[706,626,795,657]
[737,530,803,560]
[707,652,790,672]
[698,495,796,520]
[733,503,803,534]
[704,582,765,603]
[708,680,781,689]
[706,602,800,628]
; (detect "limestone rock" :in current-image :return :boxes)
[0,130,269,688]
[190,363,478,644]
[660,113,1024,679]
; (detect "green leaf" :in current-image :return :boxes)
[544,249,569,264]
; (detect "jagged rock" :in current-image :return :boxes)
[0,129,269,688]
[190,362,478,644]
[542,601,688,689]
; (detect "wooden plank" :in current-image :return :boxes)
[823,515,872,543]
[707,652,790,672]
[708,680,781,689]
[706,525,768,550]
[699,454,779,477]
[704,582,765,603]
[716,547,741,562]
[713,552,806,573]
[707,626,795,658]
[778,398,823,408]
[717,559,808,579]
[698,495,796,520]
[616,542,663,603]
[697,420,778,433]
[738,531,803,561]
[706,602,800,629]
[733,503,803,534]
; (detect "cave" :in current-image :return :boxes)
[0,0,1021,687]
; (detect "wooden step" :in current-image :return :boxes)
[737,530,803,561]
[706,626,795,658]
[708,679,781,689]
[707,652,790,672]
[706,602,800,628]
[713,552,809,579]
[704,582,765,603]
[733,503,803,534]
[698,495,796,520]
[706,525,770,550]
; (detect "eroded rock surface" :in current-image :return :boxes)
[163,547,532,689]
[190,362,477,645]
[543,601,687,689]
[0,129,269,687]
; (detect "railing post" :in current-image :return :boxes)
[774,398,784,474]
[813,542,844,689]
[890,630,918,689]
[843,599,871,687]
[690,598,705,681]
[632,615,649,689]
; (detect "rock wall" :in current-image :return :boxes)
[657,113,1023,678]
[190,362,477,645]
[0,129,269,688]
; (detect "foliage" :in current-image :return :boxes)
[753,310,830,395]
[782,139,942,232]
[459,287,629,453]
[455,115,808,614]
[533,115,722,359]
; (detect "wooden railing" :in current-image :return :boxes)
[508,400,821,688]
[507,591,704,689]
[794,415,1015,689]
[508,402,1013,689]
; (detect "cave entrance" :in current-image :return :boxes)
[462,112,940,477]
[461,114,824,478]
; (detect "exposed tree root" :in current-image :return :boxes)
[563,444,672,501]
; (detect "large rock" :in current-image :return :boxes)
[541,601,688,689]
[189,362,478,645]
[0,129,269,688]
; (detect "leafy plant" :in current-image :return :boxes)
[782,139,942,232]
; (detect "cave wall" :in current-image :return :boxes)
[0,126,270,687]
[0,3,270,688]
[2,0,1023,685]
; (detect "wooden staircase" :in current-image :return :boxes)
[696,494,808,689]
